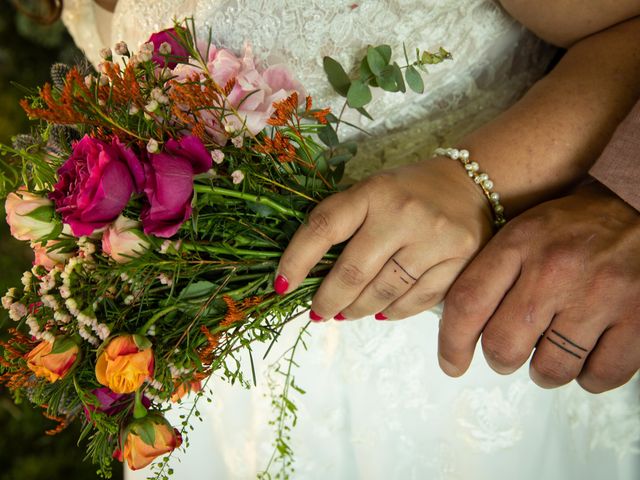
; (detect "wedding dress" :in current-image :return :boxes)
[62,1,640,479]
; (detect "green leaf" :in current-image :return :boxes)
[405,65,424,94]
[366,46,386,76]
[346,80,372,108]
[392,63,406,93]
[376,65,398,92]
[356,106,373,120]
[178,281,216,300]
[318,124,339,147]
[328,154,353,166]
[135,421,156,447]
[50,336,77,354]
[247,201,275,217]
[375,44,392,64]
[339,141,358,156]
[331,161,346,184]
[359,57,373,81]
[22,204,54,222]
[323,56,351,97]
[132,334,152,351]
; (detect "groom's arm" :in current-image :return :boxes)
[498,0,640,47]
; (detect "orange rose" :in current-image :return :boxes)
[95,335,154,394]
[26,338,80,383]
[123,416,182,470]
[170,380,202,403]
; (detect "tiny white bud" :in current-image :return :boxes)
[159,42,172,55]
[145,99,159,112]
[100,48,113,60]
[114,41,129,56]
[84,75,94,88]
[231,170,245,184]
[231,136,244,148]
[147,138,159,153]
[211,149,225,164]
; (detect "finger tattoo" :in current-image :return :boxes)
[545,329,589,359]
[391,258,417,285]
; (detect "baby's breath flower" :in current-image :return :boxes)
[100,48,113,60]
[231,170,245,184]
[147,138,159,153]
[231,136,244,148]
[59,286,71,299]
[114,41,129,56]
[1,288,16,310]
[211,149,225,164]
[98,74,109,87]
[158,273,173,287]
[84,75,94,88]
[9,302,27,321]
[129,104,139,115]
[151,87,169,104]
[158,42,172,55]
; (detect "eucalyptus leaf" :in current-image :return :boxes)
[346,80,372,108]
[331,161,346,184]
[366,46,386,76]
[405,65,424,94]
[328,154,353,166]
[178,281,216,300]
[323,56,351,97]
[375,44,392,65]
[317,124,339,147]
[356,106,373,120]
[392,63,406,93]
[359,57,373,81]
[376,65,398,92]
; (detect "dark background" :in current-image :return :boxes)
[0,1,122,478]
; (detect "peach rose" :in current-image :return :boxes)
[26,338,80,383]
[122,415,182,470]
[5,190,57,241]
[101,215,150,263]
[32,241,73,270]
[95,335,154,394]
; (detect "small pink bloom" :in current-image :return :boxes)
[148,28,190,69]
[32,241,73,270]
[102,216,150,263]
[231,170,244,184]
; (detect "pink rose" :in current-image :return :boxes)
[148,28,190,69]
[84,387,151,420]
[102,215,150,263]
[5,190,57,241]
[50,136,145,237]
[141,135,212,237]
[32,241,73,270]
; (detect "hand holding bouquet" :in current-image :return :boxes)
[0,20,449,477]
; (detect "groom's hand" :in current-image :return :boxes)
[439,183,640,393]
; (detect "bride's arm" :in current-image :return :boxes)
[498,0,640,47]
[275,14,640,321]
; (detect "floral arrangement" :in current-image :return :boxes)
[0,19,450,478]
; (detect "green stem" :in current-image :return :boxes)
[181,242,283,258]
[137,305,178,334]
[194,185,306,219]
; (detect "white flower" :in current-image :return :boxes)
[231,136,244,148]
[129,104,139,115]
[54,311,72,324]
[84,75,94,88]
[211,149,225,164]
[65,298,79,316]
[9,302,27,321]
[4,191,56,242]
[59,286,71,299]
[114,41,129,56]
[145,100,159,113]
[98,74,109,87]
[1,288,16,310]
[231,170,245,184]
[157,273,173,287]
[159,42,172,55]
[138,42,154,62]
[146,138,159,153]
[151,87,169,104]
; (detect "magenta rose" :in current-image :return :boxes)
[148,28,190,69]
[84,387,151,420]
[50,136,145,237]
[141,135,212,237]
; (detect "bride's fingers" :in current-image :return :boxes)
[529,310,605,389]
[308,225,405,320]
[275,188,369,294]
[338,247,427,320]
[380,258,467,320]
[439,241,522,376]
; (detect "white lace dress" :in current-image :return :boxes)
[62,1,640,479]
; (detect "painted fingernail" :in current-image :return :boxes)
[334,312,346,321]
[374,312,388,321]
[309,310,324,322]
[274,274,288,295]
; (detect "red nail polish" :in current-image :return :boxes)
[334,313,346,321]
[375,312,388,321]
[274,274,288,295]
[309,310,323,322]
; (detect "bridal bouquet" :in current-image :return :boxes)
[0,19,449,478]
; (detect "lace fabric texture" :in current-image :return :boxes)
[60,1,640,478]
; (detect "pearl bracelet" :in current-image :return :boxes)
[434,147,506,228]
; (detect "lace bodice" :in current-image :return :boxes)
[63,0,555,180]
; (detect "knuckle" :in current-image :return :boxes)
[306,208,335,239]
[530,355,575,387]
[580,359,632,394]
[539,245,576,279]
[372,280,400,301]
[481,330,526,372]
[445,280,486,320]
[334,261,366,288]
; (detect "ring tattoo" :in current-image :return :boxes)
[391,258,418,285]
[544,329,589,359]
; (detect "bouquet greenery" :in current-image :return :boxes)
[0,19,449,478]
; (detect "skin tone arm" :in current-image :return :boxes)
[275,12,640,323]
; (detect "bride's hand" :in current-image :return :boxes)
[274,157,493,321]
